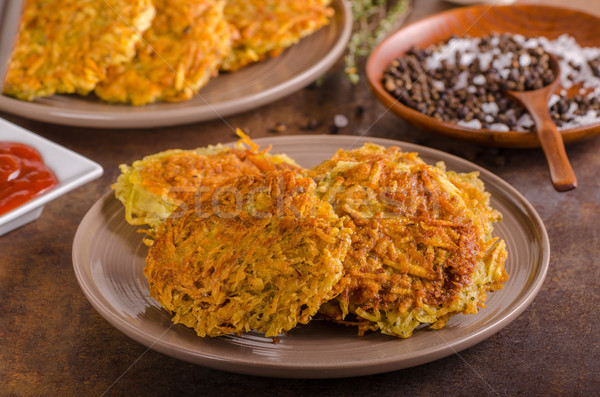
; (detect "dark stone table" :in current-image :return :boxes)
[1,0,598,395]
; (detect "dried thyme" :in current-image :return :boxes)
[345,0,412,84]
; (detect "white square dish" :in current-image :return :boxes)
[0,117,103,235]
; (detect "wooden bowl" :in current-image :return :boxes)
[366,4,600,148]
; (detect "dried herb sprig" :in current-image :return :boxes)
[344,0,412,84]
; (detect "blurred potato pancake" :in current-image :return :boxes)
[113,142,299,237]
[310,144,508,338]
[95,0,232,105]
[221,0,334,71]
[145,170,352,337]
[4,0,155,100]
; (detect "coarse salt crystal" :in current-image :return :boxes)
[458,119,482,129]
[432,80,445,91]
[454,71,469,90]
[481,102,499,115]
[472,74,486,85]
[499,68,510,80]
[492,53,513,70]
[512,34,526,44]
[519,53,531,67]
[516,113,534,130]
[488,123,510,132]
[523,37,540,49]
[479,52,493,70]
[559,109,600,129]
[460,52,477,66]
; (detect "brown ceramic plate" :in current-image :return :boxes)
[72,135,549,378]
[366,4,600,148]
[0,0,351,129]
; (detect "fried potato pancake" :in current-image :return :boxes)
[113,143,300,237]
[310,144,508,338]
[221,0,334,71]
[145,170,352,337]
[95,0,232,105]
[4,0,155,100]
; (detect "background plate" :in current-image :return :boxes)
[72,135,549,378]
[0,0,351,129]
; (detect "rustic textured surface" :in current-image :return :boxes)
[0,0,598,395]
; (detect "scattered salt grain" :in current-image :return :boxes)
[334,114,349,128]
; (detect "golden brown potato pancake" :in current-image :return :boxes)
[310,144,508,338]
[145,170,352,337]
[112,142,300,238]
[4,0,155,100]
[95,0,232,105]
[221,0,334,71]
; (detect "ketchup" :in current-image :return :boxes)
[0,142,58,216]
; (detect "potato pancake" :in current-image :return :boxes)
[310,144,508,338]
[4,0,155,101]
[113,143,299,238]
[95,0,232,105]
[221,0,334,71]
[145,170,352,337]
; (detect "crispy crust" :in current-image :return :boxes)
[221,0,334,71]
[310,144,508,338]
[4,0,155,100]
[95,0,232,105]
[145,170,352,337]
[112,143,300,236]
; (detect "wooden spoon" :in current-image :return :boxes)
[504,55,577,192]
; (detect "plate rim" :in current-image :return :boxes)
[72,134,550,378]
[0,0,352,129]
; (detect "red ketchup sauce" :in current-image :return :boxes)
[0,142,58,216]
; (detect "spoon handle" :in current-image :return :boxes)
[528,103,577,191]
